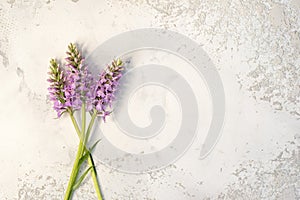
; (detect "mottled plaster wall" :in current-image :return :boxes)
[0,0,299,200]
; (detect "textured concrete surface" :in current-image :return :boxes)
[0,0,299,199]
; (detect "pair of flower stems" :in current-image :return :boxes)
[64,104,103,200]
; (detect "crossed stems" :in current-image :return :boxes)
[64,104,103,200]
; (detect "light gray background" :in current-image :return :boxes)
[0,0,299,199]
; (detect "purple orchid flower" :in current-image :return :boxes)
[93,59,124,121]
[47,43,124,122]
[47,59,68,117]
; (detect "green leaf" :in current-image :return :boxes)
[78,151,90,167]
[89,139,101,153]
[72,166,93,190]
[78,139,101,167]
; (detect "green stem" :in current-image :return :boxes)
[85,110,103,200]
[63,137,84,200]
[69,112,82,139]
[88,155,103,200]
[68,110,104,200]
[85,109,97,146]
[64,105,86,200]
[81,103,86,141]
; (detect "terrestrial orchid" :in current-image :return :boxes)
[47,43,124,200]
